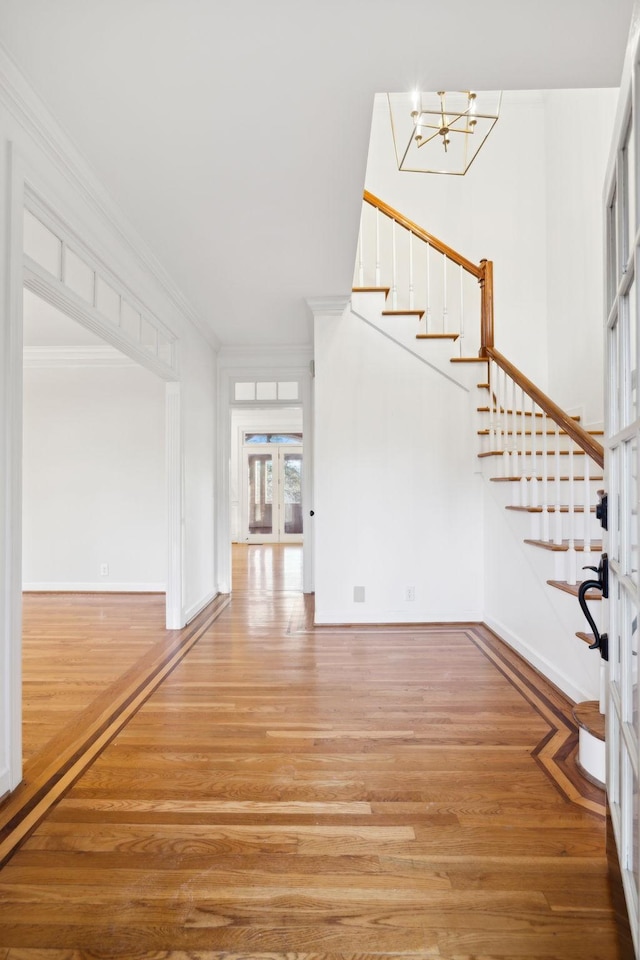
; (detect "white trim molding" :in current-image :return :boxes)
[306,295,351,319]
[23,582,166,593]
[166,382,183,629]
[184,590,219,625]
[23,345,138,368]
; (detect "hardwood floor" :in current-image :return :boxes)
[0,545,626,958]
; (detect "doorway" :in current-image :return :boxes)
[245,441,303,543]
[230,406,304,546]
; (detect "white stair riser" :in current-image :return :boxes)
[499,479,602,506]
[478,445,602,478]
[478,435,601,459]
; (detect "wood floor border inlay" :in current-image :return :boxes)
[467,624,605,817]
[0,594,231,866]
[289,607,605,817]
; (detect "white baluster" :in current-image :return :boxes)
[391,220,398,309]
[459,264,465,357]
[425,242,431,333]
[583,455,592,554]
[511,378,519,480]
[442,253,448,332]
[357,213,364,286]
[501,368,509,478]
[553,421,562,545]
[530,396,539,508]
[520,387,528,507]
[566,441,577,585]
[409,231,414,310]
[491,361,499,451]
[541,412,550,541]
[375,208,380,287]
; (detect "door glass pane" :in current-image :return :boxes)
[610,316,620,436]
[282,453,303,535]
[635,763,640,919]
[623,116,635,269]
[622,589,640,727]
[608,189,618,309]
[612,575,623,687]
[629,281,638,426]
[631,435,639,585]
[248,453,273,535]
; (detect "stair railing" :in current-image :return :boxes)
[356,191,605,585]
[356,191,493,356]
[482,349,603,584]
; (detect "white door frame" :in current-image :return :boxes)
[0,149,185,795]
[216,357,314,595]
[604,7,640,954]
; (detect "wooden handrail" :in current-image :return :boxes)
[488,348,604,469]
[363,191,482,279]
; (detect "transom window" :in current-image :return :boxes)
[244,432,302,444]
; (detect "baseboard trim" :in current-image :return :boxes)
[184,590,220,624]
[483,614,592,704]
[23,582,166,593]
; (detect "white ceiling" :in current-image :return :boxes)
[0,0,634,349]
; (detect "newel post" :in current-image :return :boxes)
[479,259,494,357]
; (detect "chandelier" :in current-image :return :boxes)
[387,90,502,176]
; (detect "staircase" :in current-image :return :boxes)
[352,191,607,788]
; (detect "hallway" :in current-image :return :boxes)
[0,545,623,958]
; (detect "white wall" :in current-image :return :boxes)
[230,406,303,541]
[544,88,618,426]
[22,362,166,590]
[314,307,483,624]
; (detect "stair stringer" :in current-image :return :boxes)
[482,471,602,703]
[351,291,480,393]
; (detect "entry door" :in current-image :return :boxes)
[605,36,640,955]
[245,446,303,543]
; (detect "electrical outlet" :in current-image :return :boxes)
[405,586,415,601]
[353,585,365,602]
[100,563,109,577]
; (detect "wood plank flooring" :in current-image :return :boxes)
[0,545,625,958]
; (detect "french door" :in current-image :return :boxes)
[244,445,303,543]
[606,28,640,956]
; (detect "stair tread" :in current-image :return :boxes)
[479,449,590,457]
[524,538,603,552]
[382,309,425,318]
[482,432,600,440]
[477,406,581,421]
[478,406,544,418]
[451,357,489,364]
[352,286,390,296]
[573,701,605,741]
[507,504,596,513]
[416,333,459,340]
[490,475,603,482]
[576,631,596,645]
[547,580,603,599]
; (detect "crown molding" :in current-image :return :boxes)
[0,41,220,353]
[23,345,138,369]
[305,295,351,318]
[217,343,313,369]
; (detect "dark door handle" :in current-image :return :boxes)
[578,553,608,660]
